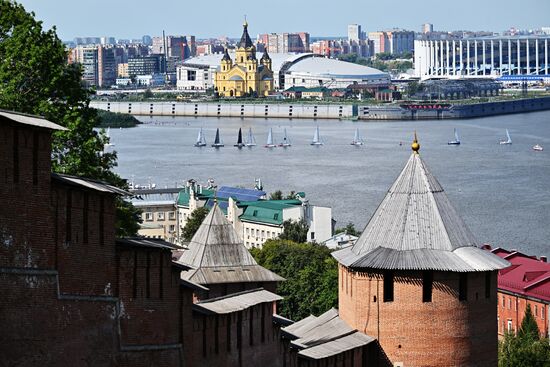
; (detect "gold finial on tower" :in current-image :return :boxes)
[243,15,248,27]
[412,131,420,153]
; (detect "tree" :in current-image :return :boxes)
[517,304,541,341]
[498,305,550,367]
[279,219,309,243]
[181,207,209,241]
[335,222,361,236]
[0,1,140,236]
[250,240,338,320]
[269,190,283,200]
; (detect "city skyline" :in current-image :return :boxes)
[17,0,550,40]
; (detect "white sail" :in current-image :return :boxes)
[245,127,256,146]
[265,128,276,147]
[195,128,206,147]
[311,126,323,145]
[351,128,364,145]
[280,128,291,146]
[448,128,460,145]
[505,129,512,143]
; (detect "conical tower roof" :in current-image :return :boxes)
[177,203,284,284]
[333,140,510,272]
[221,48,231,61]
[238,21,254,49]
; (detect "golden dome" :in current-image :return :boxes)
[412,132,420,153]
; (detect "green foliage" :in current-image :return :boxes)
[498,305,550,367]
[279,219,309,243]
[95,109,141,128]
[269,190,283,200]
[181,207,209,241]
[518,304,541,341]
[250,240,338,320]
[335,222,361,236]
[0,0,139,237]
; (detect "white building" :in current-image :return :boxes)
[136,74,165,86]
[175,52,389,92]
[176,63,215,91]
[348,24,362,42]
[176,183,333,248]
[414,35,550,80]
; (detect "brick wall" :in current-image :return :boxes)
[497,292,549,337]
[339,265,499,367]
[189,302,283,367]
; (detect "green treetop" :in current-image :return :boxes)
[0,0,140,236]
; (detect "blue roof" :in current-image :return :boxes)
[216,186,266,202]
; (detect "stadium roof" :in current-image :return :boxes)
[286,57,388,79]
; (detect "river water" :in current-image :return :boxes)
[108,111,550,257]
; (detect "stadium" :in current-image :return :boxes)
[176,52,390,92]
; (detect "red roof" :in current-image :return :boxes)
[484,246,550,303]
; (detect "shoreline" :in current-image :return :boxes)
[91,96,550,121]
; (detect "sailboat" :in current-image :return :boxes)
[448,128,461,145]
[211,128,224,148]
[311,126,323,146]
[265,128,277,148]
[234,128,245,148]
[279,128,291,147]
[533,144,544,151]
[245,127,257,147]
[350,128,364,146]
[499,129,512,145]
[194,127,207,147]
[104,127,115,149]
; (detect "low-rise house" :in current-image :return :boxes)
[483,245,549,338]
[177,183,333,248]
[131,188,180,243]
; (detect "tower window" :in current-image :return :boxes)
[383,271,394,302]
[422,271,433,302]
[485,272,491,299]
[459,273,468,301]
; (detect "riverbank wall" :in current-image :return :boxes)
[91,96,550,121]
[90,101,353,119]
[359,96,550,120]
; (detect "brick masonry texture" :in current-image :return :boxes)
[339,265,499,367]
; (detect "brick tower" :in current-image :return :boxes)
[332,136,510,367]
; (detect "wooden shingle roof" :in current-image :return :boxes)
[176,203,284,284]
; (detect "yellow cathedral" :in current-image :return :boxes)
[214,21,274,97]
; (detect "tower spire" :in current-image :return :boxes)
[412,131,420,154]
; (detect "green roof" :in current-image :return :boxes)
[177,188,216,206]
[239,200,302,225]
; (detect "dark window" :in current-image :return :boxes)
[422,271,433,302]
[249,307,254,346]
[65,190,72,242]
[261,303,266,343]
[485,272,491,299]
[146,252,151,298]
[99,197,105,246]
[32,131,39,185]
[215,315,219,354]
[226,314,232,352]
[13,128,19,183]
[132,251,138,298]
[202,317,207,357]
[383,271,394,302]
[159,252,163,299]
[459,273,468,301]
[82,193,89,244]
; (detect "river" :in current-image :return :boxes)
[107,110,550,257]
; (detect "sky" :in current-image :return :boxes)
[16,0,550,41]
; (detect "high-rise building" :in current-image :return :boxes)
[128,55,165,77]
[369,30,414,55]
[142,35,152,46]
[348,24,362,42]
[260,32,310,53]
[422,23,434,34]
[72,46,99,86]
[152,35,196,60]
[97,46,117,87]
